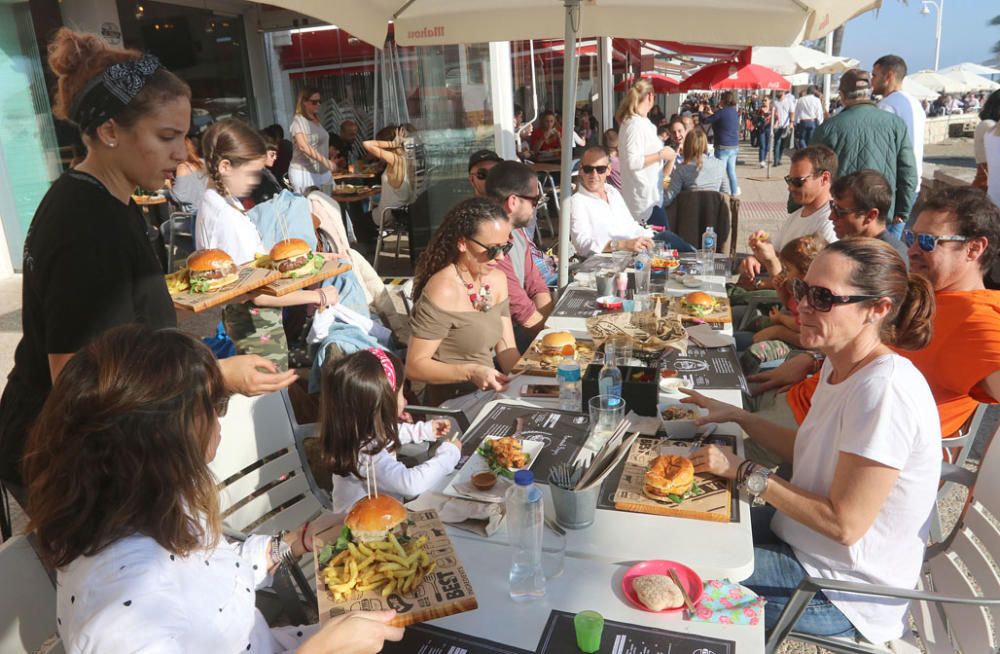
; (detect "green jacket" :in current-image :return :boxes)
[810,102,918,220]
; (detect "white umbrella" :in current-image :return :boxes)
[752,45,859,76]
[257,0,884,285]
[907,70,970,95]
[940,62,1000,77]
[942,70,1000,92]
[901,77,939,101]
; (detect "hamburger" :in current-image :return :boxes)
[644,454,695,499]
[680,291,718,318]
[538,331,576,365]
[270,238,318,278]
[187,249,239,293]
[344,494,407,543]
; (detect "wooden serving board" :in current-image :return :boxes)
[670,296,733,324]
[314,508,477,628]
[511,336,599,377]
[613,437,733,523]
[170,265,281,313]
[256,259,352,296]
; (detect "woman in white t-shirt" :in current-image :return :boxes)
[288,87,337,195]
[682,239,940,644]
[983,120,1000,209]
[615,79,676,227]
[973,90,1000,192]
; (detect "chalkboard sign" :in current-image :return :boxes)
[658,345,749,393]
[535,610,736,654]
[382,623,531,654]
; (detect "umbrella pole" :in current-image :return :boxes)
[557,0,580,288]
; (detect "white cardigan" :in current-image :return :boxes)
[618,115,663,223]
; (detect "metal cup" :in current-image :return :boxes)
[596,271,616,297]
[550,483,600,529]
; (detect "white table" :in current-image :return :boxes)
[431,535,763,653]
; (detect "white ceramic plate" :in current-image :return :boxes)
[441,436,544,503]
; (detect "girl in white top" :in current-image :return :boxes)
[682,239,940,644]
[320,348,461,514]
[364,125,414,229]
[289,87,337,195]
[615,79,676,225]
[25,325,402,654]
[973,90,1000,192]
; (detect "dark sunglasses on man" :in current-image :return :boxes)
[581,164,609,175]
[784,173,819,188]
[468,237,514,259]
[903,229,971,253]
[828,200,865,218]
[515,193,544,207]
[791,278,881,313]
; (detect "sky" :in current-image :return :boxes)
[838,0,998,72]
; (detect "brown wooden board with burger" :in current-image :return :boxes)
[672,291,732,324]
[313,495,477,628]
[166,249,281,312]
[256,238,352,296]
[613,437,734,522]
[512,331,598,377]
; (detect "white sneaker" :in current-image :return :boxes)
[758,161,766,168]
[735,188,742,196]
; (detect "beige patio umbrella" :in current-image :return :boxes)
[751,45,859,76]
[258,0,883,285]
[907,70,969,95]
[942,70,1000,92]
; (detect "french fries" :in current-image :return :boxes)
[321,531,435,602]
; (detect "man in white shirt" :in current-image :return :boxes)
[772,90,796,166]
[739,145,838,283]
[570,146,655,257]
[794,86,824,149]
[872,54,925,239]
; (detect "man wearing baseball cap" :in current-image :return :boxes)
[810,68,917,228]
[468,149,503,197]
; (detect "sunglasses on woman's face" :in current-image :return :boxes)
[903,229,971,253]
[581,164,609,175]
[307,98,321,105]
[468,236,514,259]
[791,278,880,313]
[784,173,819,188]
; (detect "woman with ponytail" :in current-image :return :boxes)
[681,238,940,644]
[407,197,520,404]
[615,79,677,227]
[0,29,295,502]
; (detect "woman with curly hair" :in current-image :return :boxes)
[407,197,520,404]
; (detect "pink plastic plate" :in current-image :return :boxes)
[621,560,703,613]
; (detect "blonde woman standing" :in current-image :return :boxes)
[288,87,337,194]
[616,79,676,226]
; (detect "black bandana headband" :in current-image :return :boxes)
[70,54,162,133]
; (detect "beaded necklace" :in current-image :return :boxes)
[454,264,492,312]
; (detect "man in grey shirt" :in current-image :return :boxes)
[828,169,909,266]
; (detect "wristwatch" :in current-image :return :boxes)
[270,530,291,566]
[740,463,773,507]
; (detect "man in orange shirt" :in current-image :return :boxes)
[754,186,1000,448]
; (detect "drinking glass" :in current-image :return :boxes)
[588,395,626,449]
[574,610,605,654]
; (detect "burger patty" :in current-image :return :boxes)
[192,263,238,280]
[275,254,311,272]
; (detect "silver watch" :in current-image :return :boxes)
[742,464,773,506]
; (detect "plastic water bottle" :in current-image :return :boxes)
[506,470,546,601]
[634,250,651,294]
[700,226,717,276]
[598,343,623,403]
[557,356,582,412]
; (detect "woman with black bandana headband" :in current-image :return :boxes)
[0,29,297,505]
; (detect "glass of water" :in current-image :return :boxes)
[587,394,626,449]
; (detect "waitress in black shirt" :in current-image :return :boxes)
[0,29,296,501]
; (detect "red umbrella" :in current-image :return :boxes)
[680,62,790,92]
[615,73,681,94]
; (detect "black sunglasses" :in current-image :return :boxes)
[785,173,820,188]
[829,200,865,218]
[903,229,971,253]
[306,98,321,105]
[515,193,544,207]
[468,236,514,259]
[791,278,881,313]
[473,169,490,180]
[581,164,609,175]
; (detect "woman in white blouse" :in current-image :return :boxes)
[615,79,676,227]
[682,239,940,644]
[288,88,337,195]
[24,325,402,654]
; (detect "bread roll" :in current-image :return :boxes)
[632,573,684,611]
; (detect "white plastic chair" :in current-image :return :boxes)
[765,420,1000,654]
[0,535,63,654]
[210,389,329,622]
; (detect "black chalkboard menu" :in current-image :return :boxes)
[457,403,591,484]
[658,345,749,393]
[382,622,531,654]
[535,610,736,654]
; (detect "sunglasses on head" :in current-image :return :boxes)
[516,193,544,207]
[903,229,971,253]
[468,236,514,259]
[791,278,881,313]
[581,164,609,175]
[784,173,821,188]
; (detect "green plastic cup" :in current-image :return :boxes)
[574,610,604,653]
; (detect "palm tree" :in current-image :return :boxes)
[992,15,1000,55]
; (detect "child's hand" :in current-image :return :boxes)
[430,419,451,439]
[768,306,782,321]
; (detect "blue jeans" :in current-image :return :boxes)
[886,221,905,239]
[758,129,771,163]
[795,121,817,149]
[716,146,739,194]
[746,506,857,638]
[773,127,788,164]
